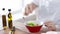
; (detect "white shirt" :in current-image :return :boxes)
[32,0,60,25]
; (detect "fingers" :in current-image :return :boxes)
[24,4,32,15]
[44,21,56,31]
[24,3,36,16]
[47,25,56,31]
[29,4,34,13]
[28,4,32,13]
[24,6,30,15]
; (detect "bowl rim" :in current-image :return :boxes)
[24,20,43,26]
[25,25,43,27]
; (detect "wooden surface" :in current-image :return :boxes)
[1,28,29,34]
[0,28,46,34]
[0,27,60,34]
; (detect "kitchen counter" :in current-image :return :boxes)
[0,26,60,34]
[13,22,60,34]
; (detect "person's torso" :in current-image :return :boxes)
[35,0,60,25]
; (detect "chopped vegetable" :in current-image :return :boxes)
[27,21,35,26]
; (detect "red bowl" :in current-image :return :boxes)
[26,25,42,33]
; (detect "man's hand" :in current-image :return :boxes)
[44,21,56,31]
[24,3,37,15]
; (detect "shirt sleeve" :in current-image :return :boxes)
[32,0,39,6]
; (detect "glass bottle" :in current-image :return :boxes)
[9,26,15,34]
[2,8,7,29]
[8,9,13,30]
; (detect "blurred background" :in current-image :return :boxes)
[0,0,35,30]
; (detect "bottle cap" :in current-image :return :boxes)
[2,8,5,11]
[8,9,11,11]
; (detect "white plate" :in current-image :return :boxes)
[46,31,60,34]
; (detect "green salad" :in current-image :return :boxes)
[27,21,39,26]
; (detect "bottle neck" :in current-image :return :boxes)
[9,11,11,13]
[3,10,6,15]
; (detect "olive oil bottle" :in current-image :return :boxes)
[8,9,13,29]
[2,8,7,29]
[11,26,15,34]
[9,26,15,34]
